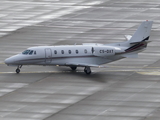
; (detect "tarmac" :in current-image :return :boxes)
[0,0,160,120]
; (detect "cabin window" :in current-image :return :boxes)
[61,50,64,54]
[75,50,78,54]
[91,47,94,53]
[84,49,87,54]
[68,50,71,54]
[34,51,36,55]
[54,50,57,54]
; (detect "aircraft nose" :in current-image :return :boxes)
[5,57,15,65]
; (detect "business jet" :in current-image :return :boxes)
[5,21,153,74]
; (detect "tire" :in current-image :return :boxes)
[16,68,20,74]
[84,67,91,75]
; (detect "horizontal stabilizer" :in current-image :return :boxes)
[124,35,132,41]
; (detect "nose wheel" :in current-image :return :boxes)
[16,65,22,74]
[16,68,20,74]
[84,66,91,75]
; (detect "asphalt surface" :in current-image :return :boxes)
[0,0,160,120]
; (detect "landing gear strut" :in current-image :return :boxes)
[84,66,91,75]
[16,65,22,74]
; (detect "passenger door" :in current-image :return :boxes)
[45,48,52,64]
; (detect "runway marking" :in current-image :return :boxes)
[108,65,160,69]
[0,69,160,76]
[137,71,160,76]
[2,62,160,69]
[2,63,160,69]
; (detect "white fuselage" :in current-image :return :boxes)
[5,44,124,67]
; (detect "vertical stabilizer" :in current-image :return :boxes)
[128,21,153,44]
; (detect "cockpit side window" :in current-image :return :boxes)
[22,50,30,55]
[29,50,33,55]
[22,50,36,55]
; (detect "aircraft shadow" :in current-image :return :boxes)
[55,67,107,83]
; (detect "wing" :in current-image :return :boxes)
[65,62,101,67]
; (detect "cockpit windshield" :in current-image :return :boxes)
[22,50,36,55]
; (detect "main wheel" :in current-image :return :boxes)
[70,66,77,71]
[84,67,91,75]
[84,70,91,75]
[16,68,20,74]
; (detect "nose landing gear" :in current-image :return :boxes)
[16,65,22,74]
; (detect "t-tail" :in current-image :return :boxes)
[126,21,153,52]
[116,21,153,58]
[128,20,153,44]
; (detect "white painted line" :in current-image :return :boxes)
[0,1,104,38]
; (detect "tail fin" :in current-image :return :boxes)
[128,21,153,44]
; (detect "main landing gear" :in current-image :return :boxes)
[70,66,77,71]
[70,66,91,74]
[84,66,91,75]
[16,65,22,74]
